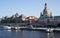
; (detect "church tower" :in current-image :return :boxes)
[40,3,52,17]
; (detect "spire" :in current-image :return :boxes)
[40,3,52,18]
[43,3,49,16]
[45,3,48,10]
[40,12,43,16]
[45,3,47,6]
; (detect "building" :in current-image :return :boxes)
[25,16,38,24]
[40,3,52,17]
[1,3,60,28]
[38,3,60,28]
[1,13,26,23]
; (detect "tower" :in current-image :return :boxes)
[40,3,52,17]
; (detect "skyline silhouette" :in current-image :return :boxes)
[0,0,60,18]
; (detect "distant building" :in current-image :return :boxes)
[1,14,26,23]
[26,16,38,24]
[0,18,2,23]
[40,3,52,17]
[1,3,60,28]
[38,3,60,27]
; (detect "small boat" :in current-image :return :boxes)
[20,25,34,30]
[15,27,20,30]
[3,26,11,30]
[46,28,53,33]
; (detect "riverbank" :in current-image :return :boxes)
[0,26,60,33]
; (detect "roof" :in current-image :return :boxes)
[40,16,60,18]
[54,16,60,18]
[40,16,53,19]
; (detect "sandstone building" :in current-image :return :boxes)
[38,3,60,28]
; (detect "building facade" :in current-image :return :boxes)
[38,3,60,27]
[0,3,60,28]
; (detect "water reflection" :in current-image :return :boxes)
[47,33,54,38]
[7,30,11,32]
[0,30,60,38]
[7,29,24,31]
[20,30,26,38]
[47,33,50,38]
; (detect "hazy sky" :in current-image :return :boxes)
[0,0,60,18]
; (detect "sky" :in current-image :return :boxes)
[0,0,60,18]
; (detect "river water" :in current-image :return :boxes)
[0,30,60,38]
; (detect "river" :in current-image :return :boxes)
[0,30,60,38]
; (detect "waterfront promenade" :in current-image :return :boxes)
[0,23,60,32]
[20,27,60,32]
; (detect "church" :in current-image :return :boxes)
[38,3,60,28]
[40,3,52,17]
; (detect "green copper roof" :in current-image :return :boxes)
[40,16,60,19]
[54,16,60,18]
[40,16,53,18]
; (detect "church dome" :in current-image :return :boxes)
[43,3,52,17]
